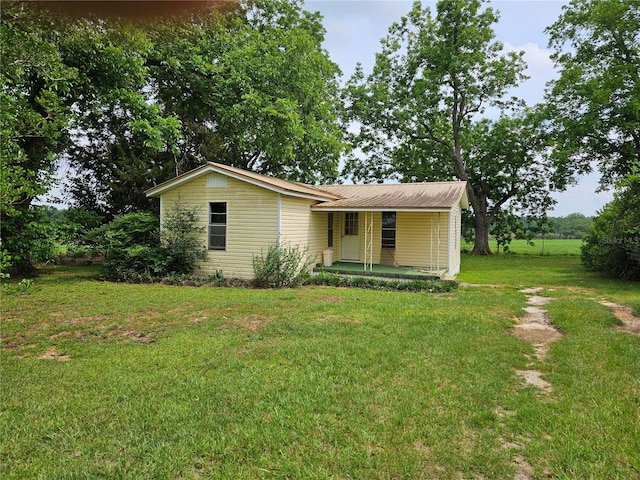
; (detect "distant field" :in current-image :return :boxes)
[462,238,583,256]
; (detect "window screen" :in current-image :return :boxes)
[381,212,396,248]
[208,202,226,250]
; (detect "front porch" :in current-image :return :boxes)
[314,261,446,281]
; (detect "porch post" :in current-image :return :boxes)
[364,211,373,272]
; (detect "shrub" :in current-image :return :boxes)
[101,212,165,281]
[253,243,315,288]
[100,204,208,282]
[581,176,640,280]
[161,202,207,274]
[305,272,458,293]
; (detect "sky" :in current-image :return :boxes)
[304,0,614,217]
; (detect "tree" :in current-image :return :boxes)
[147,0,345,183]
[344,0,563,254]
[59,15,182,218]
[1,2,183,272]
[544,0,640,187]
[582,176,640,280]
[1,2,76,274]
[549,213,593,239]
[65,0,345,218]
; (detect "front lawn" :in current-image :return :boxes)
[1,257,639,479]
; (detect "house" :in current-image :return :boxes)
[145,162,468,280]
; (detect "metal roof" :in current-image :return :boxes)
[145,162,340,201]
[312,182,468,211]
[146,162,468,211]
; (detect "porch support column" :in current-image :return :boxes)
[364,211,373,272]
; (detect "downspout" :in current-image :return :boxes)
[447,210,451,277]
[277,193,282,246]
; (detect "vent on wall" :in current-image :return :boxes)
[207,173,228,188]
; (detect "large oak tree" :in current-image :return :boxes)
[344,0,568,255]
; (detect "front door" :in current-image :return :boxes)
[341,212,360,261]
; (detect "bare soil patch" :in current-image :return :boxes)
[515,370,553,393]
[510,291,563,363]
[38,347,70,361]
[599,301,640,336]
[220,314,272,332]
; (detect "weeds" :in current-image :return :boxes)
[1,278,38,296]
[252,243,315,288]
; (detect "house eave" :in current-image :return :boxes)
[310,206,455,213]
[145,163,338,202]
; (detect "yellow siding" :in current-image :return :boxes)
[280,196,327,266]
[394,212,448,269]
[160,175,278,279]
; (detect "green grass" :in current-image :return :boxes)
[462,238,583,256]
[2,247,639,479]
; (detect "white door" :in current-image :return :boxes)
[341,212,360,261]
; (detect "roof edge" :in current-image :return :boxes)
[145,162,340,201]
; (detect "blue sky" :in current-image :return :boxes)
[305,0,613,217]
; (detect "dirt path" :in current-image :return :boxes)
[505,287,564,480]
[599,301,640,336]
[510,287,563,394]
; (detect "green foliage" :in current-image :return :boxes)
[100,204,207,282]
[548,213,593,239]
[581,177,640,280]
[160,202,207,275]
[252,243,315,288]
[544,0,640,187]
[1,278,38,296]
[307,271,458,292]
[0,3,77,274]
[65,0,345,217]
[343,1,564,255]
[101,212,165,282]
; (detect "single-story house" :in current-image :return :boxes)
[145,162,468,279]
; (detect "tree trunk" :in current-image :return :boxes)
[472,211,492,255]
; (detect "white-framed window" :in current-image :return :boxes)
[344,212,358,236]
[208,202,226,250]
[381,212,396,249]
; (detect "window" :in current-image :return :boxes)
[381,212,396,249]
[328,213,334,247]
[345,212,358,236]
[208,202,226,250]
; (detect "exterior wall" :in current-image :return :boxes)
[394,212,449,270]
[280,196,327,265]
[155,168,465,278]
[160,174,278,279]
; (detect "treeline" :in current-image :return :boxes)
[545,213,593,239]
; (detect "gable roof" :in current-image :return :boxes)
[312,182,468,211]
[145,162,340,201]
[145,162,468,211]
